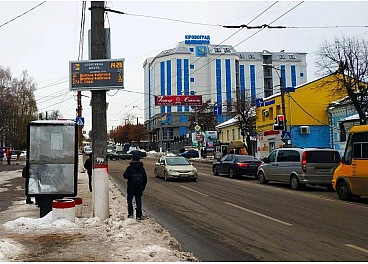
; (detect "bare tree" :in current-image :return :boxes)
[315,36,368,125]
[0,68,38,149]
[189,100,217,131]
[227,95,256,156]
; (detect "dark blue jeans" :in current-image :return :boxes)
[127,187,143,218]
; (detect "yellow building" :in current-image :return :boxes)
[255,74,348,159]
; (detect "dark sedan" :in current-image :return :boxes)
[128,149,147,158]
[178,149,199,158]
[212,154,262,179]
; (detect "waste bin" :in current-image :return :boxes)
[52,198,76,222]
[65,197,83,217]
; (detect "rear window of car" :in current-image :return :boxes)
[306,151,340,163]
[234,155,259,162]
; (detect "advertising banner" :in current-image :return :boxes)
[154,95,202,106]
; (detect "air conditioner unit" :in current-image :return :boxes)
[262,110,269,117]
[299,126,310,135]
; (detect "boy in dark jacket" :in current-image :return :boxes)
[123,154,147,220]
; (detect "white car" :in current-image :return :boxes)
[154,156,198,182]
[83,146,92,155]
[19,151,27,160]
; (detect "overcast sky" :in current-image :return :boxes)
[1,1,368,134]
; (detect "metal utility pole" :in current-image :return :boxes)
[90,1,109,220]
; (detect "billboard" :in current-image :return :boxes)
[69,58,124,91]
[154,95,202,106]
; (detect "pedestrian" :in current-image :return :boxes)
[22,165,34,204]
[5,147,11,165]
[123,154,147,220]
[84,153,93,192]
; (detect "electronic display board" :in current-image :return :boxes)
[69,58,124,91]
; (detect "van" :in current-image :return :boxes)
[332,125,368,200]
[257,148,341,190]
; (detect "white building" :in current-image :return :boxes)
[143,35,307,149]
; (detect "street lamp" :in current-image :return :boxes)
[262,64,287,133]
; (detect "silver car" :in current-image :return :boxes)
[154,156,198,182]
[257,148,340,190]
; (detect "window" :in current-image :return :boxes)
[190,64,195,69]
[223,47,231,53]
[232,129,235,140]
[190,77,195,82]
[248,54,255,59]
[238,128,241,139]
[189,48,194,52]
[227,130,229,141]
[288,54,296,59]
[277,150,288,162]
[278,54,286,60]
[300,72,304,77]
[214,47,221,53]
[268,151,277,162]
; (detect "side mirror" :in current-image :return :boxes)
[341,157,345,164]
[262,157,268,163]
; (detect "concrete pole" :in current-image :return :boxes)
[90,1,109,220]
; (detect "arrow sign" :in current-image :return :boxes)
[281,131,291,140]
[76,117,84,126]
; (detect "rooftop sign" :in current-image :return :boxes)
[185,35,210,45]
[69,58,124,91]
[154,95,203,106]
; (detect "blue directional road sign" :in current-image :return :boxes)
[213,106,222,116]
[281,131,291,140]
[76,117,85,126]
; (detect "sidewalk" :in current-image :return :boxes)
[0,163,198,262]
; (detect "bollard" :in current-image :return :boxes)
[52,198,76,222]
[65,197,83,217]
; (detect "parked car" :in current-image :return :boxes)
[10,150,19,160]
[212,154,262,179]
[83,146,92,155]
[107,150,120,160]
[332,124,368,200]
[154,156,198,181]
[127,149,147,158]
[116,150,133,160]
[257,147,341,190]
[19,151,27,160]
[178,149,199,158]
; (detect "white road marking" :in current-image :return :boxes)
[345,244,368,255]
[180,185,210,197]
[224,202,293,226]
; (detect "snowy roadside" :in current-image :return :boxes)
[0,169,198,262]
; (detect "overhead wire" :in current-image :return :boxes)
[0,1,46,29]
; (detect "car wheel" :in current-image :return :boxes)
[154,169,159,178]
[229,168,236,179]
[290,175,303,190]
[336,181,352,201]
[258,171,268,184]
[164,171,170,182]
[212,166,219,176]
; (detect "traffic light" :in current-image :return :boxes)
[273,115,285,131]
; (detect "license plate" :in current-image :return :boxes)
[317,169,330,173]
[179,174,188,177]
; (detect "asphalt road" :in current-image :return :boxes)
[108,157,368,261]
